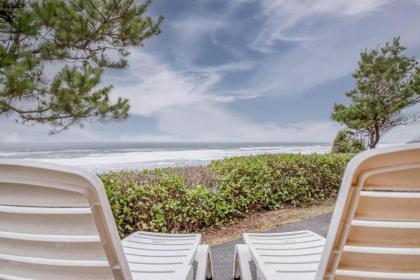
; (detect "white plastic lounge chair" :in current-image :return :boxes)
[0,160,213,280]
[233,144,420,280]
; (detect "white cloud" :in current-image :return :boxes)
[382,122,420,144]
[165,15,231,65]
[153,102,339,142]
[242,0,420,97]
[2,0,420,144]
[108,50,257,116]
[105,49,341,142]
[381,104,420,143]
[109,51,212,116]
[170,16,226,43]
[250,0,394,53]
[0,130,21,142]
[0,116,103,142]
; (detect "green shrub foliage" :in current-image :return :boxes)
[100,153,353,237]
[332,130,366,153]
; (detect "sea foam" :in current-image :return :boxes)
[1,144,331,172]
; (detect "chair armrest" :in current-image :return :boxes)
[196,244,213,280]
[233,244,252,280]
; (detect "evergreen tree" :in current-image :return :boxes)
[0,0,162,132]
[332,37,420,148]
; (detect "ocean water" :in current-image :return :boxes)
[0,142,331,172]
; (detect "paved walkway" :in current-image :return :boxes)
[209,213,333,280]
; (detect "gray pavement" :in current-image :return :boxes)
[209,213,333,280]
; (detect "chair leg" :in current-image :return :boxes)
[256,269,262,280]
[196,244,213,280]
[233,244,252,280]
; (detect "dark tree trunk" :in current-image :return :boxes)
[368,132,374,149]
[369,127,380,148]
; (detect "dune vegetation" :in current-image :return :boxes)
[100,153,353,238]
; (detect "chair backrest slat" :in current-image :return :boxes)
[0,161,132,280]
[0,181,89,207]
[316,144,420,279]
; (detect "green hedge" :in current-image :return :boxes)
[100,153,353,237]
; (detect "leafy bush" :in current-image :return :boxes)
[100,153,353,237]
[332,130,366,153]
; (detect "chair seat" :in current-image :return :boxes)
[122,231,202,280]
[243,230,325,280]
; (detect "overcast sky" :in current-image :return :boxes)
[1,0,420,143]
